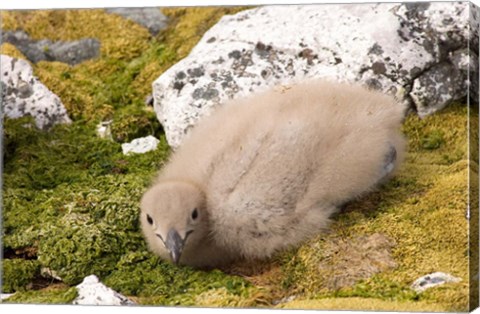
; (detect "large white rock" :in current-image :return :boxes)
[73,275,135,306]
[152,3,474,148]
[1,55,72,129]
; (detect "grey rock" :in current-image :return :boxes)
[2,30,100,65]
[411,61,466,117]
[1,54,72,129]
[152,3,473,148]
[105,7,168,35]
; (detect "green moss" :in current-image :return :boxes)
[420,129,445,150]
[3,116,170,285]
[110,105,162,143]
[1,259,41,293]
[4,286,78,304]
[103,252,264,306]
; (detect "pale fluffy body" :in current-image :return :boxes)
[140,81,406,268]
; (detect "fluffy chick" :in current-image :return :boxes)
[140,80,406,268]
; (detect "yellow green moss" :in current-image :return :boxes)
[279,297,448,312]
[1,9,153,124]
[102,252,265,307]
[1,9,151,59]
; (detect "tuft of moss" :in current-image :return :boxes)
[1,259,41,293]
[0,43,28,60]
[421,129,445,150]
[103,251,265,307]
[4,286,78,304]
[110,105,163,143]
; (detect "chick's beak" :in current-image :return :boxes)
[166,228,184,264]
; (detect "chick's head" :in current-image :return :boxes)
[140,181,208,265]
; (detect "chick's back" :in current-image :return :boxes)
[158,81,406,260]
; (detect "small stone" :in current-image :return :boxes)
[96,120,113,140]
[121,135,159,155]
[1,293,15,301]
[40,267,63,281]
[272,295,297,305]
[73,274,135,305]
[411,272,462,293]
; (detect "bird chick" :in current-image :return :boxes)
[140,80,406,268]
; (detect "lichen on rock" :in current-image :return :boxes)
[152,3,475,148]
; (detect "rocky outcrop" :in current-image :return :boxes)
[1,55,71,129]
[152,3,476,148]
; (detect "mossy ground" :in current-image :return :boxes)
[0,7,472,311]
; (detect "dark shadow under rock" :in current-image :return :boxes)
[2,30,100,65]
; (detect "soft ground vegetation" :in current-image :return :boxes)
[1,7,471,311]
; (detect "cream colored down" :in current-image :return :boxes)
[140,80,406,268]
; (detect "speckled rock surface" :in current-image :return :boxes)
[2,30,100,65]
[73,275,135,305]
[1,54,72,129]
[152,2,474,148]
[105,7,168,35]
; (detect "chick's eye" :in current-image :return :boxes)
[191,208,198,220]
[146,214,153,225]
